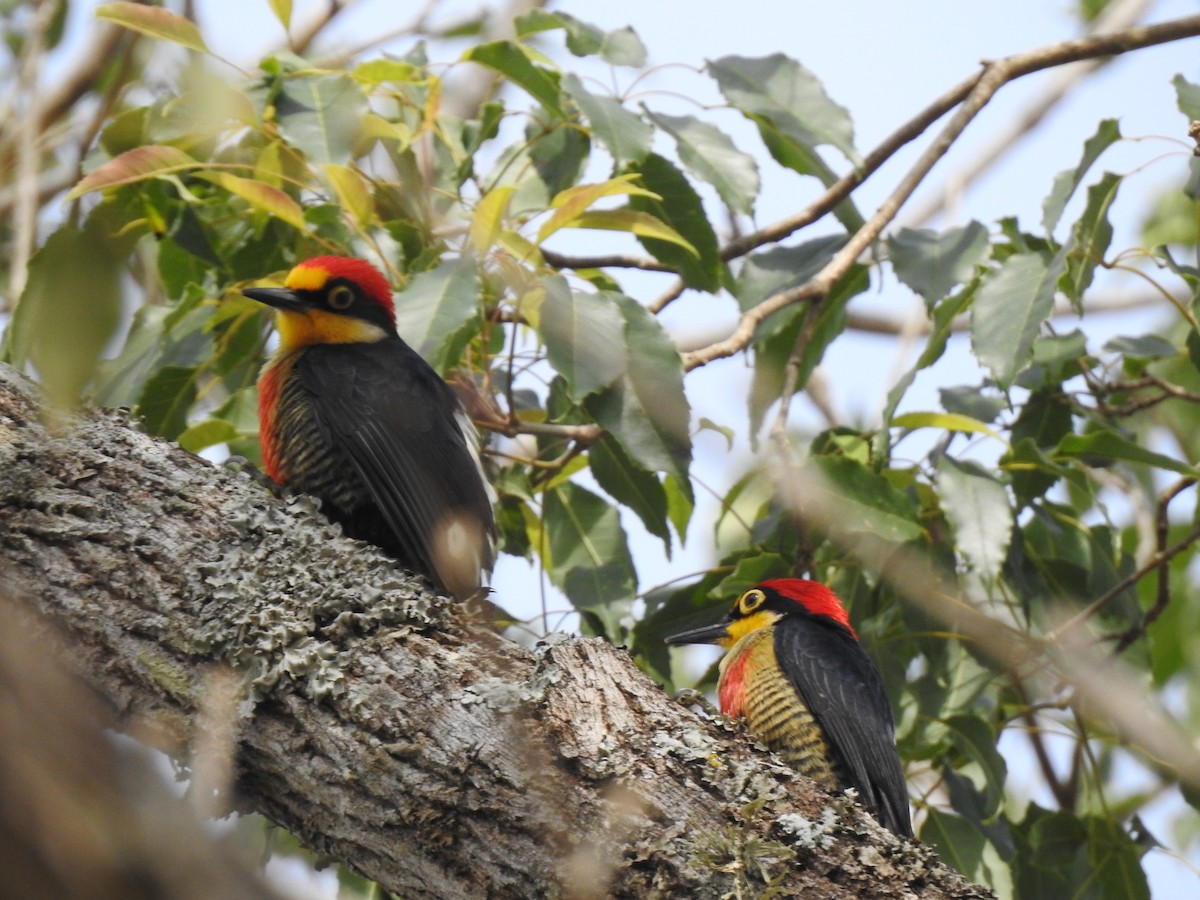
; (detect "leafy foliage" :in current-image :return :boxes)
[3,4,1200,897]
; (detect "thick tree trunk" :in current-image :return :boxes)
[0,363,991,899]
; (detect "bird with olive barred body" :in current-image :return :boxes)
[667,578,912,837]
[244,256,496,599]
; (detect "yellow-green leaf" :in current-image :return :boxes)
[470,185,516,253]
[194,172,307,231]
[177,419,238,454]
[560,209,698,257]
[354,59,419,85]
[497,230,545,266]
[267,0,292,31]
[96,2,208,54]
[892,411,1005,443]
[538,176,659,242]
[323,164,375,229]
[67,145,198,199]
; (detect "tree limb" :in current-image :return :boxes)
[682,13,1200,371]
[0,364,988,899]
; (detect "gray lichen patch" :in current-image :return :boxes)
[777,806,840,851]
[191,490,450,705]
[458,655,563,713]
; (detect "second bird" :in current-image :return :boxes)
[244,256,496,599]
[667,578,912,837]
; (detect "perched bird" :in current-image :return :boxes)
[667,578,911,836]
[244,256,495,599]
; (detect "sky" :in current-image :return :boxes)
[38,0,1200,895]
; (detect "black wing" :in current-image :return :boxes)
[773,616,912,836]
[298,339,495,596]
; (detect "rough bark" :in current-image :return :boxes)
[0,363,991,899]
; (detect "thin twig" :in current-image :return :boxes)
[1110,477,1198,655]
[541,248,669,272]
[768,302,823,442]
[1016,681,1075,810]
[1049,519,1200,644]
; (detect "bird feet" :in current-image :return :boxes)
[222,455,285,497]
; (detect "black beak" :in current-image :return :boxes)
[243,286,306,312]
[665,620,730,646]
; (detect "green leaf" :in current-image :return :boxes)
[921,810,988,887]
[469,184,515,252]
[275,73,368,166]
[177,419,238,453]
[625,154,722,291]
[536,277,626,401]
[1055,430,1197,476]
[538,175,659,243]
[543,482,636,638]
[137,365,197,439]
[892,411,1003,442]
[1088,818,1151,900]
[193,172,307,231]
[323,164,375,229]
[944,715,1007,817]
[646,111,759,216]
[5,219,127,410]
[267,0,292,31]
[664,472,694,542]
[938,459,1013,585]
[806,455,924,544]
[1062,172,1120,304]
[1102,334,1178,359]
[1172,74,1200,121]
[1042,119,1120,234]
[516,10,646,67]
[970,252,1063,390]
[586,293,692,485]
[707,53,859,165]
[589,434,670,548]
[939,385,1006,424]
[716,552,790,597]
[562,74,651,164]
[96,2,208,54]
[391,257,480,374]
[735,235,844,330]
[888,222,989,308]
[67,145,197,199]
[560,209,698,256]
[463,41,563,116]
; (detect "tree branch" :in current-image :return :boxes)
[0,364,988,900]
[681,14,1200,371]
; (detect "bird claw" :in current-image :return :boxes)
[673,688,721,718]
[222,455,284,496]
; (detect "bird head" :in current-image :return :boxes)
[666,578,856,649]
[243,256,396,350]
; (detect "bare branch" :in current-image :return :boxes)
[681,14,1200,371]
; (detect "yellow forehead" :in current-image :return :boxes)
[284,265,330,292]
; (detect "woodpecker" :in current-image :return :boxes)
[243,256,496,599]
[667,578,911,837]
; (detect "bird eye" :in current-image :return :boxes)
[327,285,355,310]
[738,589,766,614]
